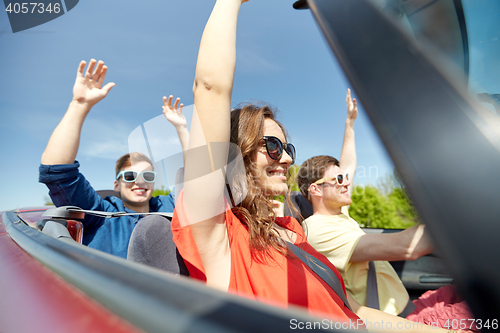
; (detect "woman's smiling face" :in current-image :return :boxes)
[251,118,294,196]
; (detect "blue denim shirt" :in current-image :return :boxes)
[39,161,175,258]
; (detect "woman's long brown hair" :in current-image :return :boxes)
[229,104,297,258]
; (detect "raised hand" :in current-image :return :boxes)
[42,59,115,165]
[340,89,358,196]
[346,88,358,122]
[72,59,115,107]
[163,95,189,158]
[162,95,186,129]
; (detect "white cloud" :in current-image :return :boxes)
[83,140,129,158]
[80,118,131,159]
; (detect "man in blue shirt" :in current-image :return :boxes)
[39,59,187,261]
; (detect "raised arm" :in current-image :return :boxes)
[350,224,434,262]
[182,0,247,290]
[162,95,189,163]
[41,59,115,165]
[339,88,358,197]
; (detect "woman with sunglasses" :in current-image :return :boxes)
[172,0,358,320]
[171,1,455,331]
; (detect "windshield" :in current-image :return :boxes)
[463,0,500,112]
[370,0,499,113]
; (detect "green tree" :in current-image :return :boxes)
[387,168,421,225]
[349,185,416,229]
[287,164,300,192]
[388,186,420,225]
[350,185,397,228]
[152,186,171,197]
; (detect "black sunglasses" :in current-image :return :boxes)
[262,136,296,164]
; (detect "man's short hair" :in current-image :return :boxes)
[297,155,340,203]
[115,152,153,176]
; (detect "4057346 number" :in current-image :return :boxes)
[443,318,498,331]
[5,2,61,14]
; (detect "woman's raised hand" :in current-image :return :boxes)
[72,59,115,107]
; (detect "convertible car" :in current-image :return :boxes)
[2,0,499,332]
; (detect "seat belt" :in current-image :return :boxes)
[285,241,352,311]
[366,261,380,309]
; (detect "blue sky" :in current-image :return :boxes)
[0,0,496,212]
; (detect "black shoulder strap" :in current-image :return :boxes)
[285,241,352,311]
[366,261,380,309]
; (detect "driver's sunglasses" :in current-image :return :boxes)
[314,173,349,186]
[116,170,157,183]
[262,136,296,164]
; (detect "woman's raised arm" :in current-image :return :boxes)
[182,0,247,290]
